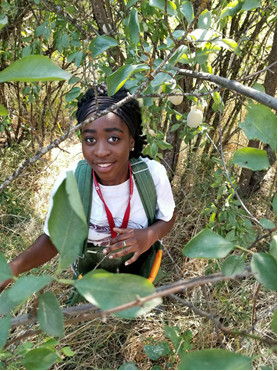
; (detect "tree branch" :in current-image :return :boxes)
[9,268,252,330]
[175,67,277,110]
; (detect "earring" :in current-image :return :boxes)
[131,147,135,151]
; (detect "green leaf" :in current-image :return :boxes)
[35,23,51,40]
[119,362,138,370]
[67,51,84,68]
[61,346,75,357]
[241,0,261,11]
[178,349,252,370]
[214,38,238,51]
[180,1,194,24]
[127,0,139,9]
[48,172,87,272]
[259,218,276,230]
[212,91,224,112]
[239,103,277,151]
[0,253,14,281]
[220,0,242,20]
[251,252,277,291]
[89,35,118,59]
[269,236,277,261]
[222,255,245,276]
[128,8,140,44]
[0,275,52,315]
[271,309,277,334]
[107,64,149,96]
[0,55,72,83]
[37,292,64,337]
[272,193,277,215]
[151,72,173,87]
[0,15,8,30]
[0,316,11,350]
[22,348,59,370]
[74,270,162,319]
[144,342,172,361]
[0,104,8,116]
[157,140,172,150]
[232,148,270,171]
[149,0,176,16]
[65,87,81,103]
[169,45,189,66]
[198,10,211,29]
[183,229,234,258]
[164,325,192,354]
[164,325,181,351]
[189,28,216,42]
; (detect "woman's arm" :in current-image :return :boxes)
[103,211,176,266]
[0,233,58,292]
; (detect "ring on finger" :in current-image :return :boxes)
[123,240,126,247]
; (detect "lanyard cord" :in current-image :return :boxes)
[93,163,133,238]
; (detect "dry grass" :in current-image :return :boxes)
[0,138,276,370]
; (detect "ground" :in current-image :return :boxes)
[0,137,276,370]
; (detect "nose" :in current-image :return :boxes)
[94,140,110,158]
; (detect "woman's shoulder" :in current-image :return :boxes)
[140,156,167,174]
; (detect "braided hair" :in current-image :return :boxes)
[76,84,147,158]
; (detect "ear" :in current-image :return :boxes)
[130,137,135,151]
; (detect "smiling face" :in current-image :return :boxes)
[81,112,135,186]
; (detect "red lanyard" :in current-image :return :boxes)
[92,163,133,238]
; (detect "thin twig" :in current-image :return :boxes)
[9,268,252,329]
[170,294,276,347]
[201,285,225,348]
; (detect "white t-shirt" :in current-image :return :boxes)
[44,157,175,247]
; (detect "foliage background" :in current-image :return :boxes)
[0,0,277,370]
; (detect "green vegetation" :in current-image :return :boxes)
[0,0,276,369]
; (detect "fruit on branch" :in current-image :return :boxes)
[187,107,203,128]
[148,129,156,137]
[169,89,183,105]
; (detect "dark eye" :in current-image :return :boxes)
[108,136,119,143]
[84,137,96,144]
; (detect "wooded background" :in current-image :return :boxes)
[0,0,277,370]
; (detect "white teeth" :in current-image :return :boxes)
[98,163,111,168]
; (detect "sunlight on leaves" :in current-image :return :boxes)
[22,348,59,370]
[232,148,270,171]
[48,171,87,272]
[89,36,118,59]
[251,252,277,291]
[37,292,64,337]
[239,103,277,151]
[0,55,72,82]
[178,349,253,370]
[74,270,162,318]
[222,255,245,276]
[183,229,234,258]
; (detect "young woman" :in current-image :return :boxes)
[0,84,175,292]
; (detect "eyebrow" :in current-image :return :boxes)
[82,127,124,134]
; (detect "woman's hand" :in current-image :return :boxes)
[102,213,176,266]
[103,227,153,266]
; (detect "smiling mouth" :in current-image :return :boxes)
[97,163,112,168]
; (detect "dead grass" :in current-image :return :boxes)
[0,138,276,370]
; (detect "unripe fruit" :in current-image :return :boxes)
[137,98,144,107]
[148,129,156,137]
[187,107,203,128]
[169,89,183,105]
